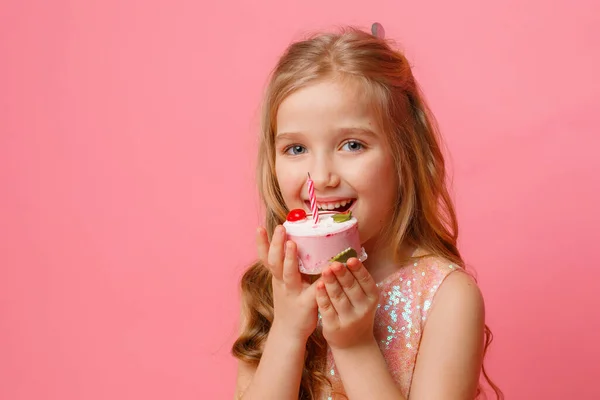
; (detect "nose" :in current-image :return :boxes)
[309,156,340,191]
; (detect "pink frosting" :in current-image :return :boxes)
[285,218,366,275]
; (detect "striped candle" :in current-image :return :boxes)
[307,173,319,225]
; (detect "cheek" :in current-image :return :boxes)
[353,156,396,190]
[275,165,303,201]
[359,158,398,209]
[277,178,294,199]
[378,163,399,203]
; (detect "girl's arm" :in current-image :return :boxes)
[407,271,485,399]
[330,339,405,399]
[235,229,320,399]
[330,271,484,400]
[235,321,307,400]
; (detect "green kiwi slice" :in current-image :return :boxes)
[332,211,352,223]
[330,247,358,264]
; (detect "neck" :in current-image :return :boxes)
[362,237,416,283]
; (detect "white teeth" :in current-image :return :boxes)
[316,199,354,210]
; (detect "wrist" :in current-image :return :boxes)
[330,335,378,355]
[329,337,404,400]
[270,320,311,346]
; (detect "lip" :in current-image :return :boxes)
[303,197,356,203]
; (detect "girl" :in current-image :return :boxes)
[231,25,502,400]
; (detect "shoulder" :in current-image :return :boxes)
[429,269,484,323]
[414,253,483,324]
[408,256,485,398]
[377,253,483,332]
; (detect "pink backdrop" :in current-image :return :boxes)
[1,0,598,399]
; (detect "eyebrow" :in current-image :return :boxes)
[275,127,379,143]
[337,127,379,138]
[274,132,300,144]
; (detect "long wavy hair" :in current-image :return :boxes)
[232,26,503,399]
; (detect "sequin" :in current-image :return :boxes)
[423,299,432,312]
[321,251,459,399]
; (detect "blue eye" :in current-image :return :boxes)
[342,140,364,152]
[285,145,307,155]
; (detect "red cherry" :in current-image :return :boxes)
[286,209,307,222]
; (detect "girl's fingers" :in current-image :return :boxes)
[331,262,366,305]
[322,266,353,315]
[316,281,339,327]
[282,240,302,291]
[346,257,379,300]
[266,226,285,280]
[256,227,269,264]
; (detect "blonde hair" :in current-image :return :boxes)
[232,26,503,399]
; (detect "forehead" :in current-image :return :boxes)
[275,79,380,136]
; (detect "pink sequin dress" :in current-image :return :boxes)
[321,252,460,399]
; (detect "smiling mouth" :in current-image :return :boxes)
[305,199,356,213]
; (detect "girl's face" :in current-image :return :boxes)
[274,79,398,248]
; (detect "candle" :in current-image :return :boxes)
[307,173,319,225]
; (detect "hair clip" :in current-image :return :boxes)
[371,22,385,39]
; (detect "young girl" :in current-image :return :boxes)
[231,25,502,400]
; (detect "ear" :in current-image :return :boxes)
[371,22,385,39]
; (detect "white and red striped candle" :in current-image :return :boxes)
[307,173,319,225]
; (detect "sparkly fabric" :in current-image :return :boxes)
[320,252,460,399]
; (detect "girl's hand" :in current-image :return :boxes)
[257,225,320,342]
[316,257,380,350]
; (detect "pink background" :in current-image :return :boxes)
[1,0,599,399]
